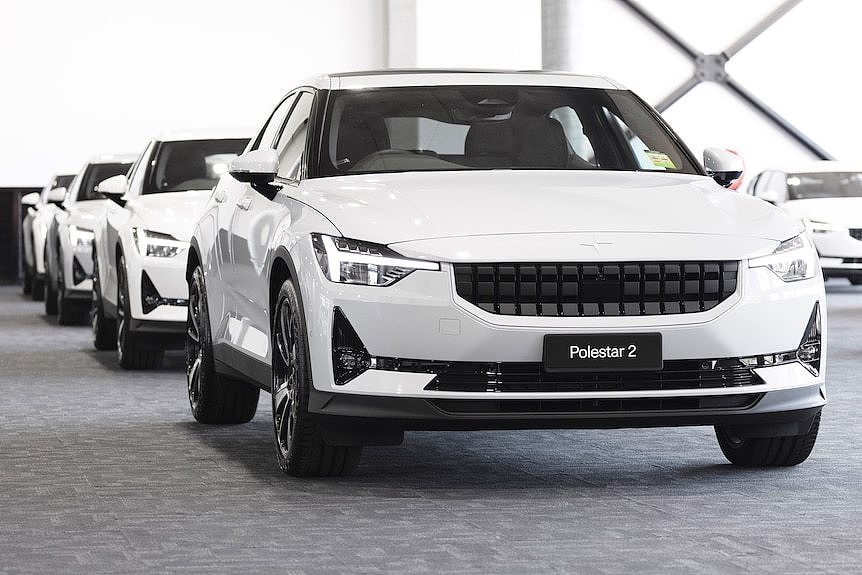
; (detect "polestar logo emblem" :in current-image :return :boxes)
[580,237,613,254]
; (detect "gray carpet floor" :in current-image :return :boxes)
[1,283,860,574]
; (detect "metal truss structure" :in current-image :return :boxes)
[617,0,832,159]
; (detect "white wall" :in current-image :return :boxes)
[415,0,541,69]
[0,0,388,186]
[554,0,862,184]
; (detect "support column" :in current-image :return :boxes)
[386,0,417,69]
[541,0,573,70]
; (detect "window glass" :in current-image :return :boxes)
[786,172,862,200]
[76,162,133,201]
[275,92,313,180]
[145,138,249,194]
[319,86,700,176]
[254,94,297,151]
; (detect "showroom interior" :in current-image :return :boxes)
[2,0,861,572]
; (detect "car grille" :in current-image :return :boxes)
[850,229,862,241]
[453,261,739,317]
[408,358,763,393]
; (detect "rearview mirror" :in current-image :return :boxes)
[703,148,744,189]
[96,174,129,205]
[47,187,67,204]
[229,149,278,186]
[21,192,39,207]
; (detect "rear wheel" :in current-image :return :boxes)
[186,265,258,423]
[116,253,163,370]
[271,279,362,477]
[91,246,117,350]
[715,412,821,467]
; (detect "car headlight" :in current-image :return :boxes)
[69,225,94,249]
[132,227,187,258]
[311,234,440,286]
[804,219,844,234]
[749,234,818,282]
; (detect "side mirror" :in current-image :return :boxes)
[703,148,744,189]
[229,149,278,186]
[21,192,40,207]
[96,174,129,205]
[47,187,67,204]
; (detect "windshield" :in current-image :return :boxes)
[319,86,700,176]
[77,162,132,202]
[145,138,249,194]
[787,172,862,200]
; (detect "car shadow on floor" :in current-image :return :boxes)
[86,349,185,372]
[175,417,792,493]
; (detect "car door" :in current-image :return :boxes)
[220,93,298,358]
[229,90,313,363]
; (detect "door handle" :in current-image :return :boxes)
[236,196,253,211]
[214,190,227,203]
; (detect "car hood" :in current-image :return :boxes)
[125,189,211,241]
[299,171,801,246]
[780,197,862,228]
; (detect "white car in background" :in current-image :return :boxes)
[751,162,862,283]
[92,130,249,368]
[44,154,135,323]
[185,70,825,477]
[24,174,75,299]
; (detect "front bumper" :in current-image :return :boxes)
[291,236,826,430]
[123,237,189,328]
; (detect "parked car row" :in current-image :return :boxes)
[22,69,826,477]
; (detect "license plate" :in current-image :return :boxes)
[543,333,663,372]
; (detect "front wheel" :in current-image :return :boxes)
[186,265,258,423]
[271,279,362,477]
[44,270,58,315]
[91,246,117,350]
[850,277,862,286]
[116,253,163,370]
[57,249,87,325]
[23,264,33,295]
[715,412,821,467]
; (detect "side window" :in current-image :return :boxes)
[252,94,297,152]
[275,92,314,180]
[127,141,155,196]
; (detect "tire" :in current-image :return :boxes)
[271,278,362,477]
[91,246,117,350]
[715,412,821,467]
[32,275,44,301]
[56,249,87,325]
[116,253,163,370]
[186,265,258,424]
[850,277,862,286]
[44,269,58,316]
[23,264,32,295]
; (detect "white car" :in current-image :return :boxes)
[24,174,75,299]
[187,70,825,477]
[750,162,862,283]
[44,154,135,323]
[92,130,249,368]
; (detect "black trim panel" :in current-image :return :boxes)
[308,388,821,438]
[213,342,272,391]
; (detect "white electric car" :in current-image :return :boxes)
[44,154,135,323]
[91,130,249,368]
[25,174,75,299]
[750,162,862,283]
[20,191,41,295]
[186,70,825,477]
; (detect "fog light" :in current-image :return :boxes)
[72,256,89,285]
[797,302,821,375]
[141,271,163,314]
[332,307,371,385]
